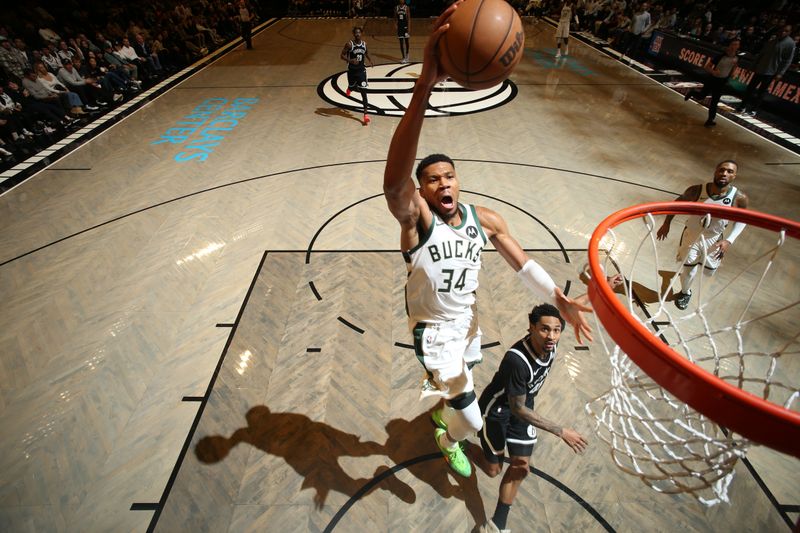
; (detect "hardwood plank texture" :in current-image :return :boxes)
[0,16,797,533]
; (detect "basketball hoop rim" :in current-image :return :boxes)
[588,201,800,458]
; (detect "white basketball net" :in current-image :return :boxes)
[586,211,800,506]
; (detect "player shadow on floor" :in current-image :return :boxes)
[580,265,681,307]
[195,405,413,508]
[194,405,487,524]
[315,107,365,124]
[627,269,682,305]
[382,409,488,527]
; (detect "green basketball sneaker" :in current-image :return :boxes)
[435,428,472,477]
[431,409,466,451]
[431,408,448,430]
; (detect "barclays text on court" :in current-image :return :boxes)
[151,97,260,162]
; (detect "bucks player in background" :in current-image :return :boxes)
[340,26,374,125]
[656,160,749,310]
[477,304,588,533]
[396,0,411,63]
[383,3,592,479]
[555,1,576,58]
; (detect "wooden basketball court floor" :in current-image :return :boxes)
[0,16,798,532]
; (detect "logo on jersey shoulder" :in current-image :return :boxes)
[318,63,518,117]
[723,197,732,205]
[466,226,478,239]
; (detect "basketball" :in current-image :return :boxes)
[437,0,525,90]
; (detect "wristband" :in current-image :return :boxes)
[517,259,557,301]
[726,221,746,244]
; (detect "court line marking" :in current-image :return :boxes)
[324,452,616,532]
[0,159,677,268]
[145,250,269,531]
[142,249,616,532]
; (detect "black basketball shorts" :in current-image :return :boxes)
[480,409,537,462]
[347,68,367,90]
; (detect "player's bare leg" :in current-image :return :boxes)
[481,455,529,532]
[359,87,370,125]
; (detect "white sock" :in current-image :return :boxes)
[445,397,483,441]
[680,265,698,294]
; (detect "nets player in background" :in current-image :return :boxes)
[383,2,592,479]
[340,26,374,125]
[656,160,749,310]
[396,0,411,63]
[476,304,588,533]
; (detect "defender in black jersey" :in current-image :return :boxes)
[340,26,374,125]
[395,0,411,62]
[476,304,588,533]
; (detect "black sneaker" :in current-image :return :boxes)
[704,119,716,127]
[674,291,692,310]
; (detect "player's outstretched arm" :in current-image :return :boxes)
[657,184,702,240]
[710,191,749,258]
[479,206,593,343]
[559,427,588,454]
[383,1,460,225]
[509,395,587,454]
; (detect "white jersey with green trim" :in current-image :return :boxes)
[404,203,487,324]
[683,182,739,241]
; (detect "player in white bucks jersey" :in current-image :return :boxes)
[555,1,575,58]
[404,202,485,324]
[395,0,411,63]
[476,304,587,533]
[657,160,749,310]
[340,26,374,125]
[383,5,592,480]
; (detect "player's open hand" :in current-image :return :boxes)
[560,428,588,454]
[607,273,624,290]
[554,287,593,344]
[420,0,463,87]
[656,222,670,240]
[710,239,730,259]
